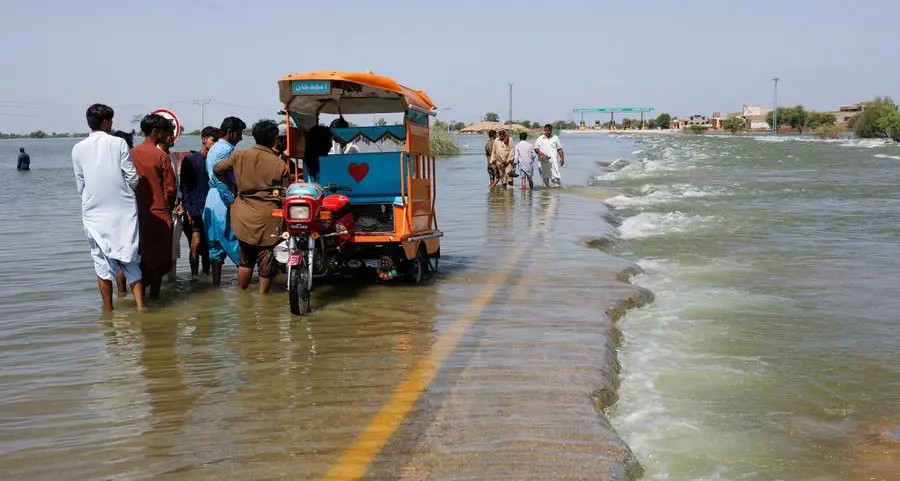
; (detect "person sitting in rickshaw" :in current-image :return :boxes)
[303,124,335,183]
[329,116,360,155]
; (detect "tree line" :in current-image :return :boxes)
[11,99,900,142]
[847,97,900,141]
[482,113,559,130]
[686,107,841,137]
[720,97,900,140]
[761,107,837,135]
[0,131,88,139]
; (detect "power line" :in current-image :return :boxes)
[0,100,62,106]
[193,99,212,128]
[0,104,45,111]
[212,100,260,109]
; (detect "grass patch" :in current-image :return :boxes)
[430,129,461,156]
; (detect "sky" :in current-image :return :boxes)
[1,0,898,133]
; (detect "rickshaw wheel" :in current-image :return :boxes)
[403,248,426,284]
[289,268,311,315]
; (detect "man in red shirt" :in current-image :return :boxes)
[131,114,177,298]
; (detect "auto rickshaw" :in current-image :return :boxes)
[274,71,442,314]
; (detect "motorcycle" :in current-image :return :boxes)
[273,182,355,315]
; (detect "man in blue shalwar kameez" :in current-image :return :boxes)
[202,116,245,285]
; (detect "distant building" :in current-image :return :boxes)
[727,100,871,132]
[832,104,863,124]
[684,114,710,127]
[742,105,766,117]
[742,104,771,131]
[672,112,722,130]
[826,101,887,125]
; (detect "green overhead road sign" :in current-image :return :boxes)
[573,108,655,113]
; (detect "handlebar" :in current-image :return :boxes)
[323,184,352,193]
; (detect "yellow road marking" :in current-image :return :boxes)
[321,243,528,481]
[322,194,559,481]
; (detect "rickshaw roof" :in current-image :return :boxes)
[278,71,437,116]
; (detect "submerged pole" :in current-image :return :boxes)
[772,77,779,134]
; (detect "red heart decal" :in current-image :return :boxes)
[348,162,369,183]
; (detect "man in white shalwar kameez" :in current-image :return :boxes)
[533,123,565,188]
[72,103,146,311]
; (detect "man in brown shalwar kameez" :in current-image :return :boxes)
[491,128,515,189]
[131,114,177,298]
[214,119,290,294]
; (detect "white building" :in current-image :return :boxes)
[742,104,771,131]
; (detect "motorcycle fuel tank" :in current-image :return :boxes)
[286,182,323,200]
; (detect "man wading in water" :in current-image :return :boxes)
[515,131,537,191]
[203,116,246,285]
[131,114,177,299]
[491,128,515,189]
[180,126,219,278]
[17,147,30,171]
[71,104,145,310]
[534,123,565,187]
[213,119,291,294]
[156,122,184,283]
[484,130,497,186]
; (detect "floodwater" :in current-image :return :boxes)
[1,132,899,480]
[599,133,900,481]
[0,135,646,480]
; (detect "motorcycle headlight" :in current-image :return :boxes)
[288,205,310,220]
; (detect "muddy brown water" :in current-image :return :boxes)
[0,136,646,480]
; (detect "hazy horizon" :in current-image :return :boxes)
[1,0,897,133]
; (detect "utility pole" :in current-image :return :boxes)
[444,107,452,133]
[771,78,779,135]
[193,99,212,130]
[508,83,513,125]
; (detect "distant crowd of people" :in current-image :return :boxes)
[72,103,327,311]
[484,124,564,190]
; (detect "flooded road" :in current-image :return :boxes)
[9,132,896,480]
[0,136,647,480]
